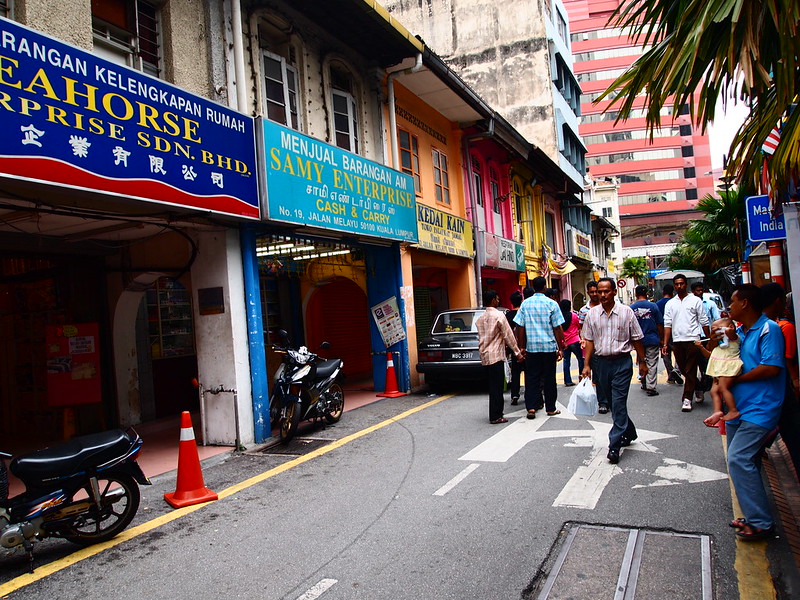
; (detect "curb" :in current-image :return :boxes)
[765,438,800,571]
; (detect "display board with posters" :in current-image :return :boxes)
[371,297,406,348]
[46,323,102,407]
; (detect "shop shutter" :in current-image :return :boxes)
[414,286,433,338]
[307,278,372,378]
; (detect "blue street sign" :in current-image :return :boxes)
[746,195,786,243]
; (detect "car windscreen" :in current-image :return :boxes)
[431,310,484,333]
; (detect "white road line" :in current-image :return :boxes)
[434,463,481,496]
[295,579,338,600]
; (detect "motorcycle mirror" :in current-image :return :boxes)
[320,341,331,350]
[278,329,291,345]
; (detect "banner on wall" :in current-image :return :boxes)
[416,204,473,257]
[261,120,418,242]
[370,296,406,348]
[483,232,524,271]
[0,17,260,218]
[46,323,102,407]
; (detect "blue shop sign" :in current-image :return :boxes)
[261,120,418,242]
[746,195,785,243]
[0,17,259,218]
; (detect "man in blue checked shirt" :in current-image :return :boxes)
[514,276,566,419]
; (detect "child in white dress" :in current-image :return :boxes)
[703,318,744,422]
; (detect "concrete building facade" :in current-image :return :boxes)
[563,0,716,266]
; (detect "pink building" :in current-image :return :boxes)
[564,0,716,259]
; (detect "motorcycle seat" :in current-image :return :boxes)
[315,359,341,380]
[11,429,134,484]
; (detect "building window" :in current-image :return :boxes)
[683,167,696,178]
[92,0,161,77]
[398,128,421,193]
[471,157,483,207]
[263,51,299,129]
[681,145,694,157]
[432,148,451,206]
[545,211,556,249]
[602,206,613,218]
[686,188,698,200]
[490,168,501,214]
[1,0,11,18]
[330,65,359,152]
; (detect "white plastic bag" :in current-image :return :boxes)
[567,378,597,416]
[504,357,512,383]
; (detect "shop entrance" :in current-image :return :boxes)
[306,277,371,379]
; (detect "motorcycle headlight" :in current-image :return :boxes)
[291,364,311,382]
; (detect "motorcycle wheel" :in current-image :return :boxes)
[324,383,345,423]
[62,471,140,546]
[280,400,301,443]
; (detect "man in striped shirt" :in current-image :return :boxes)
[476,289,524,424]
[581,278,648,464]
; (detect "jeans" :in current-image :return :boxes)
[563,342,584,385]
[593,354,636,450]
[726,420,774,530]
[642,345,659,390]
[524,352,558,413]
[485,361,505,421]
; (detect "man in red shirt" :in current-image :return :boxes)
[762,283,800,481]
[476,290,524,424]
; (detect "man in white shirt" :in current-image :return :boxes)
[662,274,710,412]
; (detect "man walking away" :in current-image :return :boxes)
[514,277,565,419]
[506,290,524,405]
[703,284,785,541]
[662,273,710,412]
[656,284,683,385]
[581,278,648,464]
[476,290,524,424]
[631,285,663,396]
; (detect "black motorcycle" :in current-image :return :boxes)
[270,330,345,443]
[0,429,150,570]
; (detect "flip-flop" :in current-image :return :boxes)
[526,410,536,420]
[735,526,773,541]
[729,517,746,529]
[490,417,509,424]
[547,410,561,416]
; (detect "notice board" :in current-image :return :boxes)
[46,323,102,407]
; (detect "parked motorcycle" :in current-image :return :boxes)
[0,429,150,570]
[270,329,345,443]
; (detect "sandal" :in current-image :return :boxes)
[490,417,509,424]
[546,410,561,416]
[729,517,746,529]
[735,525,773,541]
[526,410,536,420]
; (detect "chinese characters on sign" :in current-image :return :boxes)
[0,18,259,218]
[371,297,407,348]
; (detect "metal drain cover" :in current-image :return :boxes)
[259,437,333,456]
[529,524,712,600]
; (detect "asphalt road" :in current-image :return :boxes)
[0,375,788,599]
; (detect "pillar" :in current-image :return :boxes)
[768,240,785,287]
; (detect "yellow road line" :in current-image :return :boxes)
[0,394,453,595]
[721,434,777,600]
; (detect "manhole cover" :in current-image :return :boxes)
[260,437,332,456]
[528,524,712,600]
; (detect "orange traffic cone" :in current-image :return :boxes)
[164,411,218,508]
[377,353,407,398]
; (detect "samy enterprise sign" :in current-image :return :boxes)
[261,120,418,242]
[0,18,259,218]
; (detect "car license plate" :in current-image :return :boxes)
[451,351,475,360]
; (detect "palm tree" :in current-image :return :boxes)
[596,0,799,194]
[620,256,649,284]
[675,189,747,269]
